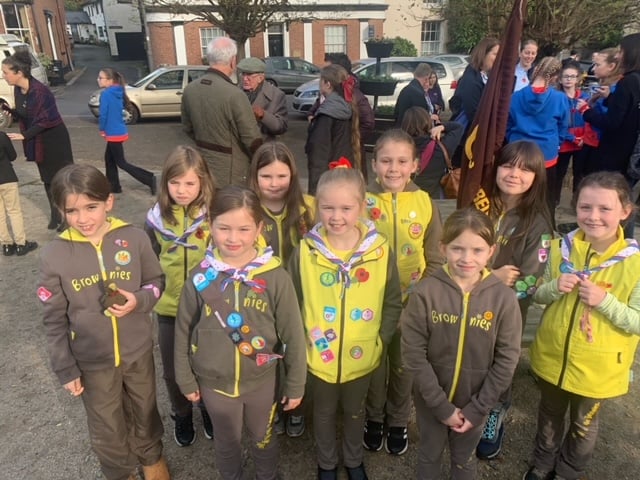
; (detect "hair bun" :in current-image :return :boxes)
[328,157,352,169]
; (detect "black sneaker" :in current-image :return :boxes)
[2,243,16,256]
[317,466,337,480]
[476,406,507,460]
[385,426,408,455]
[286,414,305,437]
[522,467,555,480]
[201,407,213,440]
[346,463,368,480]
[15,241,38,256]
[172,412,195,447]
[363,420,384,451]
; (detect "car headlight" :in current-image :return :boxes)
[300,90,319,98]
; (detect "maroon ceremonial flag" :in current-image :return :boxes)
[457,0,528,211]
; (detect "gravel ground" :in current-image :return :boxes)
[1,159,639,480]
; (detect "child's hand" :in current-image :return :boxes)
[107,288,137,317]
[7,132,24,141]
[450,416,474,433]
[492,265,520,287]
[578,277,607,307]
[185,391,200,402]
[557,273,580,294]
[430,124,445,140]
[442,408,464,428]
[64,377,84,396]
[281,396,302,411]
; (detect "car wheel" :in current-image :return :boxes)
[266,78,277,87]
[124,104,140,125]
[0,103,12,128]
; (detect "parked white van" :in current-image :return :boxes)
[0,35,49,127]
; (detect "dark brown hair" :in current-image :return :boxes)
[158,145,216,225]
[400,106,433,137]
[249,141,313,260]
[209,185,263,226]
[2,50,32,78]
[620,33,640,73]
[441,207,495,246]
[51,164,112,214]
[489,141,553,237]
[572,171,636,216]
[100,67,132,108]
[468,37,500,72]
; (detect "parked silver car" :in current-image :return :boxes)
[88,65,209,124]
[264,57,321,93]
[292,57,459,114]
[430,54,470,79]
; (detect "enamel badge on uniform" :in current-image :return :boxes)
[114,250,131,265]
[193,273,209,291]
[541,234,551,248]
[37,286,52,302]
[538,248,548,263]
[227,312,243,328]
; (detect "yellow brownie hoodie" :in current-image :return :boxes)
[531,228,640,398]
[366,180,444,300]
[38,218,164,385]
[401,267,521,428]
[145,203,210,317]
[288,220,403,384]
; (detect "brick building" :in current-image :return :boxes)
[145,1,388,69]
[0,0,73,69]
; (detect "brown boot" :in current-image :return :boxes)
[141,457,170,480]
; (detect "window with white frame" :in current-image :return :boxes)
[324,25,346,53]
[0,4,32,43]
[200,27,225,57]
[421,21,442,55]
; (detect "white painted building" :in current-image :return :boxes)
[82,0,142,58]
[383,0,448,55]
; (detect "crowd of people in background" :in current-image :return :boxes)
[1,29,639,480]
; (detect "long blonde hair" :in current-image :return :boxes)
[531,57,562,88]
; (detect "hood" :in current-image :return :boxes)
[57,217,129,242]
[432,265,502,295]
[104,84,124,101]
[316,92,352,120]
[512,87,555,115]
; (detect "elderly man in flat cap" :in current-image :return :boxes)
[237,57,288,138]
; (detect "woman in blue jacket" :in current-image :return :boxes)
[98,68,156,195]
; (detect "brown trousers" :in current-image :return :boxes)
[366,329,413,426]
[311,372,372,470]
[81,348,164,480]
[200,375,278,480]
[531,379,603,479]
[414,391,485,480]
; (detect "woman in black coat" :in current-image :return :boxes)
[448,37,500,166]
[580,33,640,178]
[1,51,73,230]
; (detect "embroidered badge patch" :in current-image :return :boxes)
[323,306,337,322]
[37,286,52,302]
[227,312,243,328]
[408,222,423,239]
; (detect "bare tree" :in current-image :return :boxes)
[147,0,294,59]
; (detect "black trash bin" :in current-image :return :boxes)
[49,60,65,86]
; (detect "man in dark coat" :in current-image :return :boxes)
[394,63,438,125]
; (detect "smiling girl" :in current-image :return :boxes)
[524,171,640,480]
[39,164,168,480]
[363,129,444,456]
[401,207,521,480]
[174,185,306,480]
[476,140,553,460]
[288,163,402,480]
